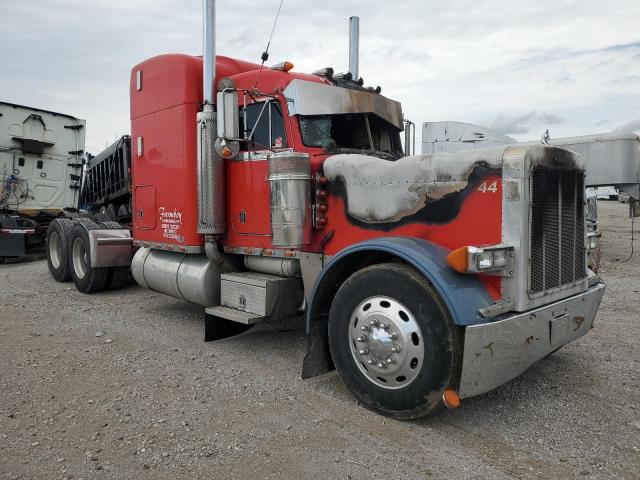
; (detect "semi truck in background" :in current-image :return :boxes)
[45,1,606,419]
[0,102,132,262]
[0,102,85,261]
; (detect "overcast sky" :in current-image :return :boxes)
[2,0,639,153]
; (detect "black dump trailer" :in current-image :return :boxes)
[81,135,132,223]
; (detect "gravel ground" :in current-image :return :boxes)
[1,201,639,480]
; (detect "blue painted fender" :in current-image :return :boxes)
[306,237,495,331]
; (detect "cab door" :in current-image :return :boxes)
[227,99,289,239]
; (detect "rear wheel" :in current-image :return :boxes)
[46,218,75,282]
[328,263,461,419]
[70,221,109,293]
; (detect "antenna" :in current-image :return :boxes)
[252,0,285,90]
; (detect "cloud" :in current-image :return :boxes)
[1,0,640,151]
[615,119,640,133]
[484,112,566,135]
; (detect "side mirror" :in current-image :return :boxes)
[214,137,240,160]
[216,89,239,140]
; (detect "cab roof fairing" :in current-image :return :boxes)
[282,79,404,130]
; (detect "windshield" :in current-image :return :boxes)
[298,113,402,158]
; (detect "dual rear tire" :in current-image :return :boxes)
[46,217,132,293]
[69,220,110,293]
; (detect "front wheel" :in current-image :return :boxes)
[328,263,461,419]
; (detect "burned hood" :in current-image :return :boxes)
[322,147,506,224]
[323,145,584,225]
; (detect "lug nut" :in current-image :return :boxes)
[356,335,367,343]
[367,359,375,365]
[390,331,398,340]
[387,356,396,364]
[361,325,370,332]
[370,319,379,327]
[381,322,390,330]
[391,345,401,353]
[358,348,369,355]
[377,362,387,369]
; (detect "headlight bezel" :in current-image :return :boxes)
[467,245,515,276]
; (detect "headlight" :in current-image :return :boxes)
[477,250,494,269]
[493,249,508,268]
[449,245,515,276]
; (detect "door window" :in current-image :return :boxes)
[240,101,287,151]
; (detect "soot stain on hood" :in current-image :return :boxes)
[328,161,502,232]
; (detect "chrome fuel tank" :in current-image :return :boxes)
[132,247,222,306]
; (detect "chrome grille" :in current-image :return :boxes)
[530,167,586,295]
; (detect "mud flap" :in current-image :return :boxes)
[204,310,253,342]
[301,314,334,379]
[0,232,26,258]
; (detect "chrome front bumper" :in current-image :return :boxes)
[458,281,606,398]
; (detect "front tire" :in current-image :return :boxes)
[328,263,461,419]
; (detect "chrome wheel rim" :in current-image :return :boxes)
[348,296,424,390]
[72,237,87,280]
[49,231,61,269]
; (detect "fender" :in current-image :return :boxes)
[302,237,495,378]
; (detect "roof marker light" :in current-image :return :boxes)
[311,67,334,78]
[271,61,294,72]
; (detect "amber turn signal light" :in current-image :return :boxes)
[220,146,234,159]
[272,61,294,72]
[442,389,461,409]
[446,246,468,273]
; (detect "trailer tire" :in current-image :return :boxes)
[117,204,130,221]
[92,212,111,223]
[106,203,118,221]
[46,218,75,282]
[69,221,109,293]
[327,263,461,420]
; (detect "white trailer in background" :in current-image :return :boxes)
[422,121,640,206]
[0,102,85,259]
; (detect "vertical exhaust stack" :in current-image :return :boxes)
[202,0,216,107]
[348,16,360,81]
[197,0,225,235]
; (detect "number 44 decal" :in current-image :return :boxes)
[478,181,498,193]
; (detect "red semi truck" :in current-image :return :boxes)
[46,2,605,419]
